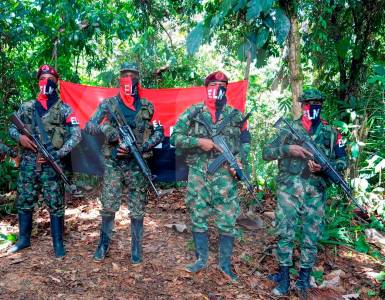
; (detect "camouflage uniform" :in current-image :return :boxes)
[9,100,81,216]
[263,119,347,268]
[171,103,249,235]
[85,95,164,218]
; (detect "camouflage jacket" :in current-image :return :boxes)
[262,118,348,182]
[84,95,164,158]
[170,103,250,169]
[9,99,81,162]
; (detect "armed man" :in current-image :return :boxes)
[170,71,251,281]
[263,89,348,296]
[85,62,164,264]
[8,65,81,258]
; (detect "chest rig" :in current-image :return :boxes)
[108,96,153,146]
[187,104,242,156]
[278,120,337,176]
[22,100,65,150]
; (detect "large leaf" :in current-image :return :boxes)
[272,8,290,45]
[336,38,351,59]
[261,0,274,14]
[234,0,248,11]
[255,26,270,49]
[246,0,262,21]
[373,64,385,76]
[220,0,237,15]
[255,48,269,68]
[186,23,206,55]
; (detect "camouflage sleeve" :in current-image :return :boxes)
[262,129,291,161]
[8,104,25,142]
[333,130,348,172]
[0,142,16,157]
[84,100,119,142]
[141,122,164,152]
[170,107,199,149]
[56,104,82,158]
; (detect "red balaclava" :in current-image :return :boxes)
[119,77,139,110]
[204,71,229,122]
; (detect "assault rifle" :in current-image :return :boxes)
[106,105,160,197]
[274,117,367,215]
[11,114,74,192]
[192,112,265,213]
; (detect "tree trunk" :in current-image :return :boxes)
[284,1,302,119]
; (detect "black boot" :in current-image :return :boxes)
[131,218,143,265]
[93,214,115,262]
[50,214,65,258]
[9,211,33,253]
[218,234,238,281]
[268,265,290,296]
[186,231,208,273]
[296,267,312,295]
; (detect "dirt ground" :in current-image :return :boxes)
[0,187,384,300]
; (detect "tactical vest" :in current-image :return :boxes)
[103,96,153,157]
[184,104,242,162]
[21,100,65,150]
[278,120,337,176]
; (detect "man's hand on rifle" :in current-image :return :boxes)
[308,160,322,173]
[228,158,242,178]
[19,135,37,152]
[117,143,130,157]
[288,145,313,159]
[198,138,221,152]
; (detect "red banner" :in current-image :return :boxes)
[60,80,248,136]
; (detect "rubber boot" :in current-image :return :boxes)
[9,211,33,253]
[186,231,208,272]
[93,214,115,262]
[268,265,290,296]
[131,218,143,265]
[218,234,238,281]
[50,214,65,258]
[296,267,312,298]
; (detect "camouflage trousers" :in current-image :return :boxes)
[100,157,148,218]
[275,174,326,268]
[185,164,240,235]
[16,160,64,216]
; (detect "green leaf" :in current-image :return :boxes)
[272,8,290,45]
[246,0,262,21]
[373,64,385,76]
[255,26,270,49]
[336,38,351,59]
[354,235,369,253]
[220,0,237,15]
[186,23,206,55]
[261,0,274,14]
[351,142,360,159]
[234,0,248,11]
[333,120,349,134]
[255,48,269,68]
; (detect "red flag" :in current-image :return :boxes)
[60,80,248,136]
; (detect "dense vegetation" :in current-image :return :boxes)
[1,0,384,292]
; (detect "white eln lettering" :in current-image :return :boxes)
[124,84,132,95]
[70,117,79,125]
